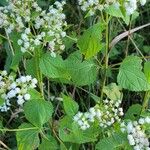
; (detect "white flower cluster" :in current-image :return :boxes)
[125,0,147,15]
[121,117,150,150]
[78,0,115,16]
[0,0,67,56]
[78,0,147,16]
[73,99,124,130]
[0,71,37,112]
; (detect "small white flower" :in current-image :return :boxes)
[77,120,83,126]
[20,76,27,83]
[10,82,17,89]
[134,145,140,150]
[24,42,30,49]
[115,102,120,107]
[24,94,31,100]
[76,112,83,118]
[0,76,2,81]
[127,122,134,133]
[121,127,126,133]
[21,88,27,94]
[32,78,38,84]
[119,111,124,116]
[145,117,150,124]
[17,39,23,45]
[1,70,7,76]
[50,51,56,58]
[21,47,26,53]
[133,121,138,126]
[89,107,96,116]
[41,32,46,37]
[25,28,30,34]
[140,0,146,6]
[138,118,145,125]
[111,118,115,124]
[81,125,87,130]
[96,109,102,118]
[15,87,21,93]
[60,45,65,50]
[7,90,16,98]
[21,33,28,41]
[17,95,23,100]
[17,98,25,106]
[25,16,30,22]
[30,83,37,88]
[73,115,79,121]
[26,75,32,82]
[61,31,66,37]
[34,39,41,45]
[128,134,135,145]
[135,125,141,131]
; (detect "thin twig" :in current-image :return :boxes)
[0,141,10,150]
[110,22,150,49]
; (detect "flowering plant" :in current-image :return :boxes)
[0,0,150,150]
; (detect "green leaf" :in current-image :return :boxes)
[0,0,8,6]
[16,123,40,150]
[105,4,138,25]
[28,89,43,99]
[125,104,142,120]
[39,53,70,81]
[60,143,80,150]
[96,133,130,150]
[103,83,122,100]
[10,50,23,71]
[40,51,98,86]
[0,98,4,106]
[105,4,123,18]
[77,22,104,59]
[144,61,150,83]
[9,32,23,72]
[26,57,38,79]
[24,99,53,128]
[117,56,150,91]
[65,51,98,86]
[143,45,150,54]
[65,50,82,63]
[39,135,59,150]
[63,33,77,51]
[68,61,98,86]
[4,42,13,71]
[63,94,79,117]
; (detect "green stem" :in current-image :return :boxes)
[49,121,68,150]
[34,48,44,97]
[0,127,39,132]
[141,91,150,113]
[100,14,109,100]
[5,29,14,56]
[66,35,77,42]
